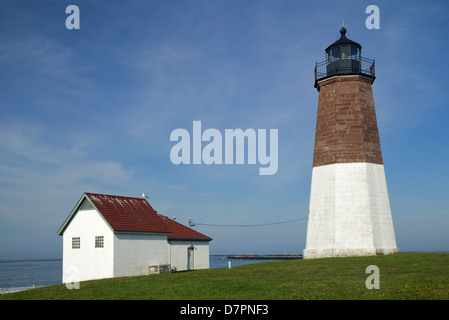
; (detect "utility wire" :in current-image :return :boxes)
[190,217,308,228]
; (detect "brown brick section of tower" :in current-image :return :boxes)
[313,74,383,167]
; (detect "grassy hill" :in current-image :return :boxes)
[1,252,448,300]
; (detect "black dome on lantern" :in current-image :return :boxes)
[325,27,362,51]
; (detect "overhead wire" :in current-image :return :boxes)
[190,217,308,228]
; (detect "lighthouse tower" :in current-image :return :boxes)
[303,27,399,259]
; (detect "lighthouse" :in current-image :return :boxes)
[303,27,399,259]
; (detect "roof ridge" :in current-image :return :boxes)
[84,192,147,201]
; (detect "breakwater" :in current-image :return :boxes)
[222,254,302,260]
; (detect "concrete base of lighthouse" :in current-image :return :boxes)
[303,162,399,259]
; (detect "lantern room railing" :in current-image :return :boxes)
[314,56,375,83]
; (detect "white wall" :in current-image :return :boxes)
[304,162,399,259]
[62,209,114,283]
[113,233,169,277]
[169,241,210,271]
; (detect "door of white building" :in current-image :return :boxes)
[187,246,194,270]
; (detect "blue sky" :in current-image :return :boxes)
[0,0,448,259]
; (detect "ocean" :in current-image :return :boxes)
[0,256,274,294]
[0,259,62,294]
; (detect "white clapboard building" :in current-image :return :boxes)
[57,192,212,283]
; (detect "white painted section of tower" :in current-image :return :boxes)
[303,162,399,259]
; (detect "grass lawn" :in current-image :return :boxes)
[1,252,448,300]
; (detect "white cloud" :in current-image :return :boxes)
[0,124,138,230]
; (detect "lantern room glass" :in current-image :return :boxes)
[326,44,361,76]
[326,45,360,63]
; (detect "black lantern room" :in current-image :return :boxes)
[315,27,375,88]
[326,27,361,75]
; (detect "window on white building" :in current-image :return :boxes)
[95,236,104,248]
[72,237,80,249]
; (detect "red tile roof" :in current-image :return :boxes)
[158,214,212,241]
[85,193,170,233]
[78,193,211,241]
